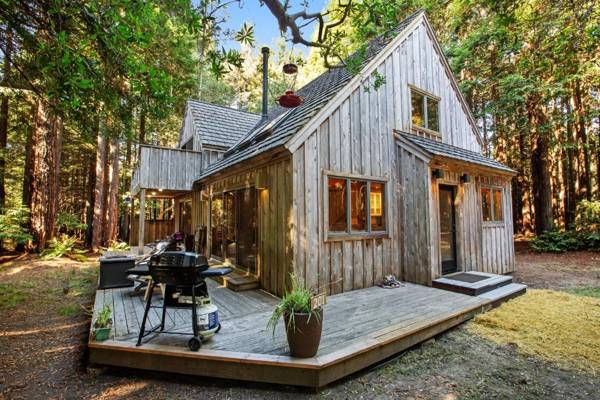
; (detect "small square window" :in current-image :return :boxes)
[481,187,504,222]
[411,88,440,133]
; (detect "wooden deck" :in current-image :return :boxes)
[89,280,522,388]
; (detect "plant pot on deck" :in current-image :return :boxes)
[284,308,323,358]
[93,326,112,341]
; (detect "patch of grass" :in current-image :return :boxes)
[58,303,83,317]
[567,286,600,299]
[0,283,29,309]
[468,289,600,375]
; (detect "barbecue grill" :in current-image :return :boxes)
[136,251,232,351]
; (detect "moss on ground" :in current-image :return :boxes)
[468,289,600,375]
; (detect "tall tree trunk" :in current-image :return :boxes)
[91,128,108,251]
[529,102,554,234]
[573,83,591,201]
[84,140,97,247]
[564,98,577,227]
[105,138,120,244]
[30,101,63,250]
[139,107,146,144]
[0,26,13,210]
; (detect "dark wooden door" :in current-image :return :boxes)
[438,185,458,274]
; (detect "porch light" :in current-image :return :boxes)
[460,174,471,183]
[432,169,445,180]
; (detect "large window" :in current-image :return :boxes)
[145,198,174,221]
[411,88,440,133]
[327,175,386,236]
[210,188,257,273]
[481,187,504,222]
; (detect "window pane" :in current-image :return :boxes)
[411,90,425,128]
[481,188,492,221]
[328,178,347,232]
[350,180,367,231]
[493,189,504,221]
[370,182,386,231]
[427,97,439,132]
[211,195,224,257]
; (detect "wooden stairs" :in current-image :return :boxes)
[207,260,259,291]
[432,271,526,304]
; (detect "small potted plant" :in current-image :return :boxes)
[93,305,113,341]
[268,276,323,358]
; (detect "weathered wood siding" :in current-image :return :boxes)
[396,145,432,285]
[130,218,174,244]
[290,19,483,294]
[428,166,515,277]
[131,145,203,194]
[202,158,293,297]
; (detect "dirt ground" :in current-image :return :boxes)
[1,247,599,400]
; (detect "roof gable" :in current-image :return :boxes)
[197,10,423,180]
[185,100,261,149]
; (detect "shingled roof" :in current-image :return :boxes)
[196,10,423,180]
[400,132,516,174]
[186,100,261,149]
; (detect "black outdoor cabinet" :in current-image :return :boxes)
[98,255,135,289]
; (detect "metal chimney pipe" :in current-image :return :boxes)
[261,46,269,121]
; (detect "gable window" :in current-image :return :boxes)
[411,87,440,133]
[481,187,503,222]
[327,175,387,237]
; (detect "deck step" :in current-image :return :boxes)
[432,271,513,296]
[210,270,259,291]
[477,283,527,307]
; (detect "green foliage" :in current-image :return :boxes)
[41,235,88,262]
[574,201,600,231]
[58,303,82,317]
[56,212,87,235]
[267,275,320,335]
[93,305,112,329]
[0,283,29,309]
[0,206,33,245]
[104,241,131,252]
[531,230,600,253]
[567,286,600,300]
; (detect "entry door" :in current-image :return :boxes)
[438,185,458,274]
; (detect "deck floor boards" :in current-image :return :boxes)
[89,278,523,388]
[95,281,485,355]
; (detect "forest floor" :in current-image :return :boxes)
[1,247,599,400]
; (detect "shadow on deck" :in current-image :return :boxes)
[88,279,523,388]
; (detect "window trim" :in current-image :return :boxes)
[323,171,389,241]
[481,185,505,225]
[409,85,441,136]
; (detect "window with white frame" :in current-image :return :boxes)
[411,87,440,133]
[327,175,386,235]
[481,187,504,222]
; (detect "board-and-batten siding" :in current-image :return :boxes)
[290,20,484,294]
[131,145,203,194]
[425,166,515,277]
[201,158,293,297]
[396,146,432,285]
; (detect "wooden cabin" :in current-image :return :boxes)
[130,100,260,251]
[133,11,516,296]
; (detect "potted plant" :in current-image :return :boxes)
[268,276,323,358]
[93,305,113,341]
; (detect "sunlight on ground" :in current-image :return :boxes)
[468,289,600,375]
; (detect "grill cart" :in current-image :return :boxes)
[136,251,232,351]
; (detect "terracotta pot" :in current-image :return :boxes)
[283,308,323,358]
